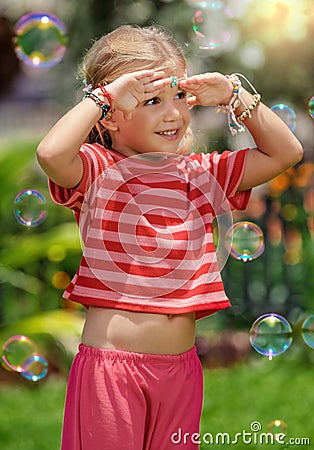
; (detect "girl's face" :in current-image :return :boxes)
[109,79,191,157]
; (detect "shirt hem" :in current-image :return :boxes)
[63,294,231,320]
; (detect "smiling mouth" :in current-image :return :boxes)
[156,129,179,139]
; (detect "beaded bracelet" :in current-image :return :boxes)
[82,92,112,120]
[215,73,261,136]
[237,93,261,122]
[98,83,115,111]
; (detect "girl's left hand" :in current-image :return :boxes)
[179,72,233,108]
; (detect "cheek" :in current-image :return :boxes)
[182,107,191,127]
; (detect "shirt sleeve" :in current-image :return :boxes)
[48,143,109,213]
[189,148,252,211]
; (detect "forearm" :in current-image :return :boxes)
[36,69,169,188]
[235,90,303,190]
[237,90,303,165]
[37,95,103,187]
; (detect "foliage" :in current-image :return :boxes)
[0,309,85,375]
[0,140,82,325]
[221,163,314,327]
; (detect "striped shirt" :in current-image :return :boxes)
[49,143,251,319]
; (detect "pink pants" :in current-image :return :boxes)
[61,344,203,450]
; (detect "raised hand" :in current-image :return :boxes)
[179,72,233,108]
[100,70,172,120]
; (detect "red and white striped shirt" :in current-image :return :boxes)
[49,143,251,319]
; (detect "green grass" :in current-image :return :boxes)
[200,353,314,449]
[0,353,313,449]
[0,376,66,450]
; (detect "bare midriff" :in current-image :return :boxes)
[82,306,196,355]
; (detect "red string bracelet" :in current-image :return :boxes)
[98,83,115,110]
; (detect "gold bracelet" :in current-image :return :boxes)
[237,93,261,122]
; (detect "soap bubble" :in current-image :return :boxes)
[267,419,287,442]
[14,189,47,227]
[21,354,48,382]
[14,12,68,68]
[307,95,314,119]
[2,335,38,372]
[270,104,296,132]
[225,221,265,262]
[301,315,314,349]
[191,1,231,52]
[250,313,293,359]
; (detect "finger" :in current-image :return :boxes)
[144,77,171,93]
[179,79,202,92]
[141,86,167,102]
[134,70,166,83]
[149,71,167,81]
[179,85,202,97]
[133,69,155,79]
[142,74,168,91]
[180,75,201,85]
[183,84,201,92]
[187,96,199,107]
[180,74,211,87]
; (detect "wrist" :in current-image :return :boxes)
[215,73,262,135]
[92,87,106,101]
[222,78,236,106]
[97,83,115,111]
[82,91,111,120]
[235,88,262,123]
[234,90,255,114]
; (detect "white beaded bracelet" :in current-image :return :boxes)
[215,73,261,135]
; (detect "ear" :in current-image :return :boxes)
[100,111,119,132]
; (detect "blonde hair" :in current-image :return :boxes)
[77,24,187,147]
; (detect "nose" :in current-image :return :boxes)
[163,100,181,122]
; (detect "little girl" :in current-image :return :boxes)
[37,24,303,450]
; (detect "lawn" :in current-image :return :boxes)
[0,350,313,449]
[0,375,65,450]
[200,353,313,449]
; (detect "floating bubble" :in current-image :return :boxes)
[14,12,68,68]
[2,335,38,372]
[249,313,293,359]
[191,1,231,52]
[14,189,47,227]
[225,221,265,262]
[267,419,287,442]
[21,354,48,382]
[307,96,314,119]
[301,315,314,349]
[270,104,296,132]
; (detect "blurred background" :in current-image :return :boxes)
[0,0,313,449]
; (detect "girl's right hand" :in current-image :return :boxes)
[97,70,171,120]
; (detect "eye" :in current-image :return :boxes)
[175,91,187,100]
[145,97,160,105]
